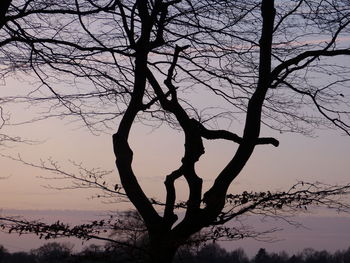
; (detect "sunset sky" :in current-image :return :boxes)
[1,71,350,255]
[1,22,350,258]
[1,99,349,210]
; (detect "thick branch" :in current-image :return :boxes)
[0,0,11,29]
[256,137,279,147]
[163,166,183,228]
[202,0,276,224]
[146,47,205,235]
[196,120,279,147]
[113,9,161,231]
[272,48,350,82]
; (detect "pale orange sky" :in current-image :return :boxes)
[0,103,349,211]
[0,57,349,211]
[0,55,350,260]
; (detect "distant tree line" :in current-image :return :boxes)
[1,242,350,263]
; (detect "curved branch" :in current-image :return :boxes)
[164,166,183,228]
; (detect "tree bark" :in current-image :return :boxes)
[146,241,178,263]
[0,0,12,30]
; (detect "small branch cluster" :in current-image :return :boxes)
[218,182,350,225]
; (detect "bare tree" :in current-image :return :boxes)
[0,0,350,262]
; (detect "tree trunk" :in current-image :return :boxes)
[144,235,179,263]
[146,246,177,263]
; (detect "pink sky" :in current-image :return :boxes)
[1,109,349,255]
[1,65,350,256]
[0,209,349,258]
[1,116,349,210]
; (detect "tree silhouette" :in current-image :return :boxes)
[0,245,10,262]
[287,255,302,263]
[30,242,73,263]
[196,243,229,263]
[0,0,350,262]
[254,248,270,263]
[2,242,350,263]
[5,252,36,263]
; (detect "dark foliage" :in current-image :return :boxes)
[1,242,350,263]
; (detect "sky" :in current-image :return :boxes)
[0,41,350,258]
[0,107,349,210]
[0,81,349,255]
